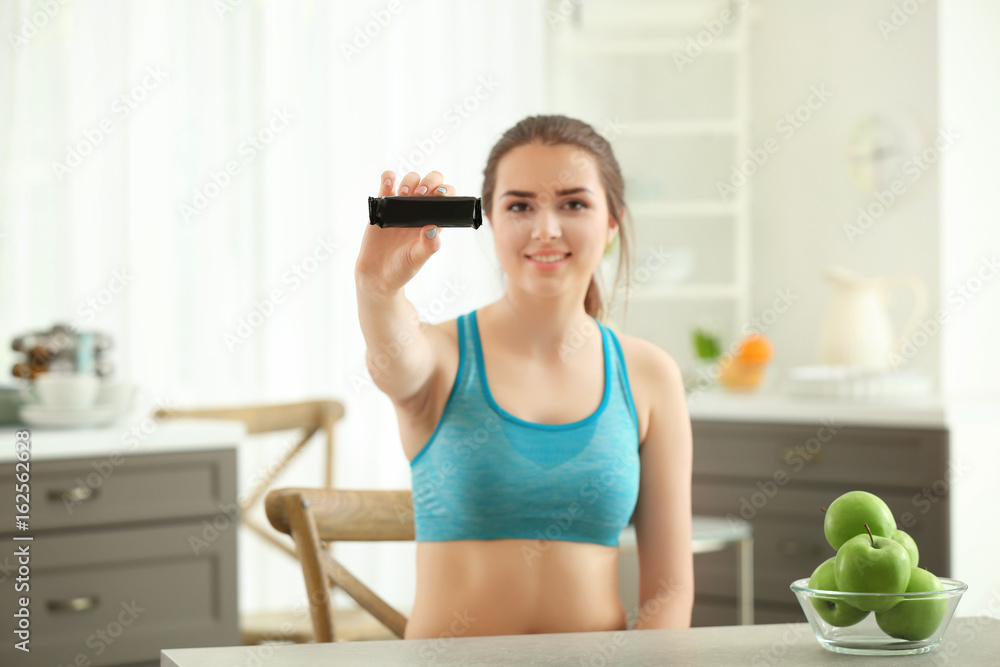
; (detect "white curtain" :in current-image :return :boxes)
[1,0,547,614]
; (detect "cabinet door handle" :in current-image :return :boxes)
[48,486,98,503]
[778,539,825,558]
[47,595,99,613]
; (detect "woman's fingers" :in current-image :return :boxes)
[386,171,451,197]
[415,171,445,196]
[379,170,396,195]
[397,171,422,195]
[431,183,454,196]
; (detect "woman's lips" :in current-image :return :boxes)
[525,253,570,270]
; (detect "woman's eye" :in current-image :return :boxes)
[508,202,529,213]
[564,200,587,210]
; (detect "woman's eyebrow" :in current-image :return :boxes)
[500,187,593,199]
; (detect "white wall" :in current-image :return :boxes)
[749,0,941,385]
[939,0,1000,620]
[939,2,1000,397]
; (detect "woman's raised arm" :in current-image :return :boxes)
[355,170,452,410]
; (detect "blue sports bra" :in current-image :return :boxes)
[409,309,641,547]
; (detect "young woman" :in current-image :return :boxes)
[355,115,693,638]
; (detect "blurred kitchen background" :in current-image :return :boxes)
[2,0,999,657]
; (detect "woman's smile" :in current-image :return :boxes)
[525,250,572,270]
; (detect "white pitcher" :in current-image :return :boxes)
[818,266,928,371]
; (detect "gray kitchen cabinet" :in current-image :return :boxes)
[690,419,949,626]
[1,447,239,666]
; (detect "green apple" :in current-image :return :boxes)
[875,568,947,641]
[808,557,870,627]
[889,529,919,568]
[834,524,911,612]
[824,490,896,550]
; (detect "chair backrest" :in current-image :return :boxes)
[156,400,344,436]
[265,487,414,642]
[154,400,344,559]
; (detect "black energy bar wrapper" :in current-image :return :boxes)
[368,196,482,229]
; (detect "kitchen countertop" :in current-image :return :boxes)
[0,417,245,462]
[161,617,1000,666]
[686,389,999,429]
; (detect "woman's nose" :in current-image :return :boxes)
[530,209,561,240]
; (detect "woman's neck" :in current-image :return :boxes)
[483,294,597,361]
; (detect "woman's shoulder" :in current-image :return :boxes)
[615,333,684,395]
[609,332,685,446]
[611,330,682,382]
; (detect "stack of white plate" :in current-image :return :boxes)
[786,366,933,399]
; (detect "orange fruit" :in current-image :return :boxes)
[718,360,765,390]
[735,334,773,365]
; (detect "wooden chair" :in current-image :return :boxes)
[265,487,414,642]
[154,400,344,643]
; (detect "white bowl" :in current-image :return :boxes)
[30,373,100,409]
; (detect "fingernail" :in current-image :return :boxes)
[399,185,410,195]
[425,227,437,239]
[415,185,428,195]
[435,187,447,194]
[383,178,392,189]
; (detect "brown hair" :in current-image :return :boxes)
[481,114,632,324]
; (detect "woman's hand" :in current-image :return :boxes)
[355,170,455,296]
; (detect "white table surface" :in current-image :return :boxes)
[161,617,999,666]
[685,389,954,428]
[686,388,1000,429]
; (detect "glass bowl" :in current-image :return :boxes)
[790,577,967,656]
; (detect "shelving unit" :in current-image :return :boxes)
[546,0,752,370]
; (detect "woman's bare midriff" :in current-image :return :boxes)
[394,307,651,639]
[404,539,627,638]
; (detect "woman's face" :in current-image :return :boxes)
[489,142,618,301]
